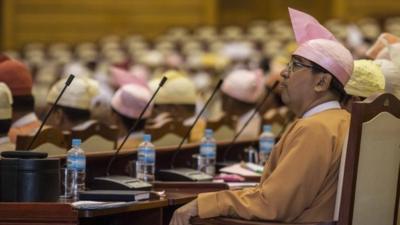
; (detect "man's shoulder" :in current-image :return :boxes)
[297,109,350,132]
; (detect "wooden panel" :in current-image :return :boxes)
[0,203,78,224]
[217,0,335,26]
[1,0,217,49]
[340,0,400,20]
[2,0,400,50]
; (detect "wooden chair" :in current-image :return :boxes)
[206,113,236,142]
[69,121,118,152]
[262,106,295,138]
[190,218,334,225]
[16,127,70,156]
[145,118,188,147]
[335,93,400,225]
[190,93,400,225]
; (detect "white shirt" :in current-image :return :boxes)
[11,112,39,128]
[302,101,341,118]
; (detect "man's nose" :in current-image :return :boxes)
[280,68,289,79]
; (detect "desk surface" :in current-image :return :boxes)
[77,199,169,218]
[0,182,229,225]
[1,139,255,225]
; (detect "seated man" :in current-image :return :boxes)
[220,69,265,139]
[46,76,99,131]
[0,82,15,151]
[111,81,153,149]
[0,55,41,143]
[169,8,354,224]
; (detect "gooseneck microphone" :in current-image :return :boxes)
[156,79,223,181]
[26,74,75,150]
[222,81,279,162]
[106,76,167,176]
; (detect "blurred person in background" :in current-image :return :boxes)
[0,55,41,144]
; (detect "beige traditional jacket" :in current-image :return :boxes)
[198,103,349,223]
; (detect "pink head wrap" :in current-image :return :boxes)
[222,69,264,103]
[111,82,153,119]
[111,66,148,88]
[289,8,353,86]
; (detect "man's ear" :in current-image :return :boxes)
[314,74,332,92]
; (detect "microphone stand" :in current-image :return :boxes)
[26,74,75,150]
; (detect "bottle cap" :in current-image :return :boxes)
[143,134,151,142]
[205,129,213,137]
[263,125,272,132]
[72,138,81,147]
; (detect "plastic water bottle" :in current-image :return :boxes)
[259,125,275,165]
[199,129,216,176]
[136,134,155,182]
[67,139,86,199]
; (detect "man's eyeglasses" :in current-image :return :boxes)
[287,60,315,74]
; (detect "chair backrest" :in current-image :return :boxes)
[207,114,236,141]
[69,121,118,152]
[145,119,187,147]
[337,93,400,225]
[263,107,295,139]
[16,127,69,156]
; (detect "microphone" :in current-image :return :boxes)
[26,74,75,150]
[222,81,279,162]
[91,76,167,191]
[156,79,223,181]
[106,76,167,176]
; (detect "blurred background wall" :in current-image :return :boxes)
[1,0,400,50]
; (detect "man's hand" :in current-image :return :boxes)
[169,199,198,225]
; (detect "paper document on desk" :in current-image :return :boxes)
[227,182,258,189]
[79,190,151,202]
[72,201,135,210]
[219,163,261,177]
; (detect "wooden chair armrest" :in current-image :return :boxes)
[190,217,335,225]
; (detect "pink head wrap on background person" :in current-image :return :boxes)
[289,8,354,86]
[222,69,264,103]
[111,80,153,119]
[111,66,149,89]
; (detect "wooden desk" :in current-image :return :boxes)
[3,140,256,225]
[0,199,168,225]
[79,199,168,225]
[0,203,78,225]
[0,182,229,225]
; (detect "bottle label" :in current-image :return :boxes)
[200,143,216,158]
[138,147,155,164]
[67,155,86,171]
[260,139,274,153]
